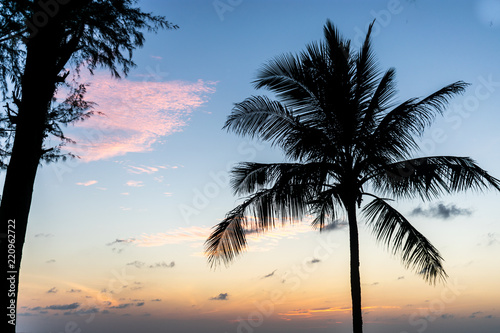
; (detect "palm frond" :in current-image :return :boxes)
[309,187,342,231]
[362,197,447,284]
[370,156,500,200]
[354,20,380,111]
[224,96,338,161]
[371,81,469,160]
[205,204,247,267]
[231,161,341,197]
[205,182,312,267]
[359,67,397,134]
[253,52,319,111]
[223,95,295,144]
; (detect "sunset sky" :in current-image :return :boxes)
[10,1,500,332]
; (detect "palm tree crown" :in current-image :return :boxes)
[205,20,500,333]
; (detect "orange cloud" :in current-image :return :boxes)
[278,305,401,319]
[64,73,216,161]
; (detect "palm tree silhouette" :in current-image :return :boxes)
[205,20,500,333]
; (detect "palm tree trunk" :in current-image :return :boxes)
[347,199,363,333]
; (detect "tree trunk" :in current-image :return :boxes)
[0,110,45,333]
[0,12,61,332]
[346,199,363,333]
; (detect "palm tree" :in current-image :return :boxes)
[204,20,500,333]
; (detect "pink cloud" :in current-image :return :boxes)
[121,221,317,251]
[64,73,216,161]
[76,180,98,186]
[126,165,159,174]
[126,180,144,187]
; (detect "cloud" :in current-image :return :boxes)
[46,259,56,264]
[126,222,317,249]
[485,232,499,246]
[308,258,321,264]
[35,233,54,238]
[410,202,472,220]
[63,73,216,161]
[110,303,133,309]
[78,308,100,315]
[151,299,162,302]
[125,180,144,187]
[126,261,146,268]
[109,302,144,309]
[47,287,58,294]
[320,220,347,231]
[126,165,159,174]
[209,293,229,301]
[66,289,82,293]
[470,311,483,318]
[262,270,277,279]
[279,305,399,318]
[44,303,80,310]
[127,226,209,247]
[149,261,175,269]
[397,276,405,280]
[106,238,136,246]
[76,180,98,186]
[441,313,454,319]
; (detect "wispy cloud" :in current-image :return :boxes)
[148,261,175,269]
[66,289,82,293]
[279,305,400,318]
[76,180,98,186]
[209,293,229,301]
[410,202,472,220]
[126,165,159,174]
[106,238,136,246]
[64,73,216,161]
[34,233,54,238]
[125,180,144,187]
[31,303,80,311]
[47,287,58,294]
[110,302,145,309]
[262,270,277,279]
[108,221,322,256]
[45,259,56,264]
[308,258,321,264]
[484,232,499,246]
[470,311,483,318]
[126,261,146,268]
[126,260,175,269]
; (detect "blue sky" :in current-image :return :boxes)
[9,1,500,332]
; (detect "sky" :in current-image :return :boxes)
[7,1,500,332]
